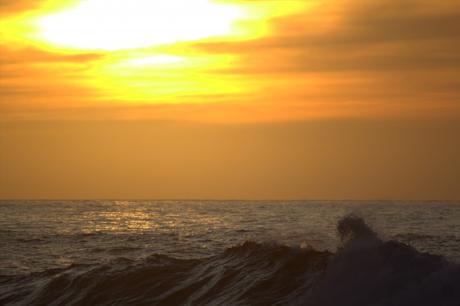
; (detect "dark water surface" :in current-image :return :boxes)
[1,200,459,305]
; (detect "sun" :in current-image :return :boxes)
[34,0,246,51]
[0,0,304,105]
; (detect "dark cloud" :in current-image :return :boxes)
[183,0,460,120]
[197,0,460,73]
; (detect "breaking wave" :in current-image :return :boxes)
[1,215,458,306]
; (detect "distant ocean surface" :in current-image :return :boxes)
[1,200,459,305]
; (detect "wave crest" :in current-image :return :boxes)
[1,216,458,306]
[337,214,377,243]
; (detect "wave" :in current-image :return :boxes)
[1,215,458,306]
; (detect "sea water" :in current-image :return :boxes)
[0,200,459,305]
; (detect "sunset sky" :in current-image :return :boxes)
[1,0,459,199]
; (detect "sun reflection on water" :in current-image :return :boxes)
[79,201,227,235]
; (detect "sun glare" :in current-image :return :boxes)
[125,55,185,67]
[0,0,305,105]
[34,0,246,51]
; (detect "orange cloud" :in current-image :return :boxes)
[0,0,459,122]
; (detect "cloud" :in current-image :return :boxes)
[0,0,459,122]
[187,0,460,119]
[198,0,460,72]
[0,47,104,63]
[0,0,46,16]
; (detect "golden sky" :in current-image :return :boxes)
[1,0,459,122]
[1,0,459,199]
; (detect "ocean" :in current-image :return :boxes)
[0,200,459,305]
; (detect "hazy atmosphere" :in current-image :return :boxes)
[1,0,459,200]
[1,119,459,199]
